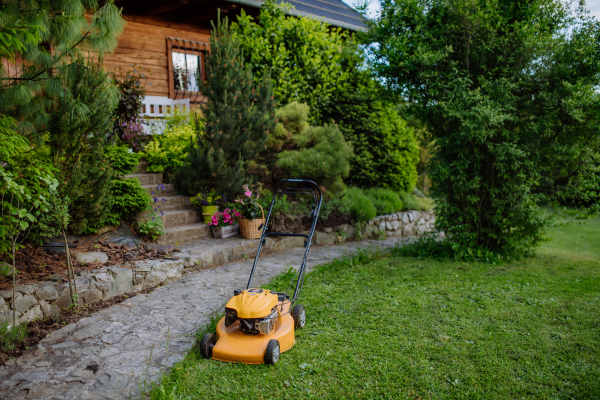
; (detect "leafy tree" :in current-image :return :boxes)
[366,0,600,257]
[232,0,350,123]
[113,67,150,149]
[234,2,419,191]
[175,16,276,196]
[45,58,119,234]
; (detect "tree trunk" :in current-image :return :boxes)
[11,239,16,325]
[62,231,77,310]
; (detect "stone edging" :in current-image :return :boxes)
[0,209,435,326]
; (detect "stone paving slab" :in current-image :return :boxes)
[0,238,407,400]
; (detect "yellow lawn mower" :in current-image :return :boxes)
[199,179,322,365]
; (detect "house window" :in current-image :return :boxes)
[167,37,208,101]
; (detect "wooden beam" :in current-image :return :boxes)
[144,0,188,15]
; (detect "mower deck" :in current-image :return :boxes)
[212,301,295,364]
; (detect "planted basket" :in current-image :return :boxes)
[239,204,265,239]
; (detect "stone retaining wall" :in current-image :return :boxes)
[0,209,435,326]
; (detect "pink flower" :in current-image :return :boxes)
[245,191,252,198]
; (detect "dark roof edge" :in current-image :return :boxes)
[226,0,367,32]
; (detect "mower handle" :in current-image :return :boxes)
[275,179,322,200]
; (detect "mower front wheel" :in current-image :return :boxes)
[292,304,306,329]
[200,333,216,359]
[264,339,280,364]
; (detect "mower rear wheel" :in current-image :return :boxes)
[264,339,280,364]
[200,333,216,359]
[292,304,306,329]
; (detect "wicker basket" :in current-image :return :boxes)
[239,204,265,239]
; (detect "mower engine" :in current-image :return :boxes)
[224,288,281,335]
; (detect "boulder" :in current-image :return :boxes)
[73,252,108,264]
[36,285,58,301]
[143,243,169,255]
[391,221,399,231]
[14,294,37,313]
[402,213,410,223]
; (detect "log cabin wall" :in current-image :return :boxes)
[102,15,212,100]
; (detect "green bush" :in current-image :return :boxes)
[103,145,150,225]
[259,102,353,196]
[365,188,404,215]
[398,190,435,211]
[343,187,377,222]
[143,111,200,173]
[105,145,140,175]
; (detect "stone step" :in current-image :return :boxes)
[157,195,195,211]
[142,183,177,195]
[157,223,212,246]
[125,173,163,186]
[161,209,202,228]
[135,160,148,174]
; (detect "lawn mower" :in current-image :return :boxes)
[199,179,322,365]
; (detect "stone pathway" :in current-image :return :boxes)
[0,238,405,400]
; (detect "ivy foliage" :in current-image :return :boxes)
[366,0,600,257]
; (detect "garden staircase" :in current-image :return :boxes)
[125,161,211,245]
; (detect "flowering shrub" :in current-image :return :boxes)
[234,184,263,220]
[135,184,166,241]
[190,188,221,206]
[209,208,241,228]
[118,118,146,148]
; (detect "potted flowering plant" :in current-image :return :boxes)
[209,208,241,239]
[190,189,222,223]
[235,184,265,239]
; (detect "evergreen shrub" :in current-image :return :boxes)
[104,146,150,226]
[365,188,403,215]
[343,187,377,222]
[45,59,118,234]
[175,17,276,196]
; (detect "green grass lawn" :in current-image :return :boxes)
[148,219,600,399]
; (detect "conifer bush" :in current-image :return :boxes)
[45,59,119,234]
[104,146,150,226]
[255,101,353,195]
[175,16,276,195]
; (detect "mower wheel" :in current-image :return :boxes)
[200,333,216,359]
[264,339,280,364]
[292,304,306,329]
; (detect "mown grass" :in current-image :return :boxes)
[148,220,600,399]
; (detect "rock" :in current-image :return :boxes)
[89,371,131,399]
[378,221,386,232]
[47,274,66,282]
[314,231,336,246]
[74,251,108,264]
[39,300,59,318]
[15,285,35,294]
[391,221,399,231]
[80,285,103,304]
[339,224,350,232]
[401,213,410,223]
[392,214,398,221]
[323,227,333,233]
[403,225,414,237]
[14,294,37,313]
[36,285,58,301]
[17,304,43,324]
[104,267,133,298]
[143,243,169,255]
[368,219,374,226]
[0,290,11,299]
[385,221,392,230]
